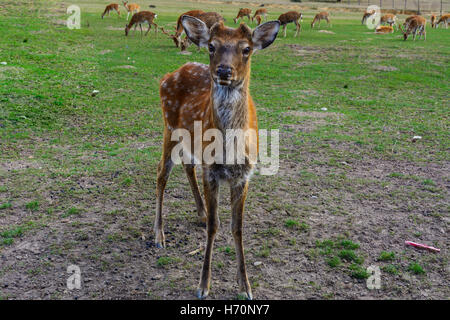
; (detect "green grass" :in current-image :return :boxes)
[408,262,425,275]
[25,201,39,211]
[156,256,180,267]
[378,251,396,261]
[0,202,12,210]
[382,264,398,275]
[61,207,82,218]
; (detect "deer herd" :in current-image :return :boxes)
[98,2,448,300]
[103,3,448,43]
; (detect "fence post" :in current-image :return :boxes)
[404,0,407,13]
[417,0,420,15]
[380,0,382,9]
[441,0,443,15]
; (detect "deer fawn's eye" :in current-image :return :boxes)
[242,47,251,56]
[208,44,215,54]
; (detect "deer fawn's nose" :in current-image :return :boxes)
[216,65,232,79]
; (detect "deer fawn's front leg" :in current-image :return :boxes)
[295,20,300,37]
[154,138,175,248]
[197,172,219,299]
[231,179,252,300]
[184,164,207,223]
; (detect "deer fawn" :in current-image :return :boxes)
[252,8,267,24]
[311,12,330,28]
[233,8,252,23]
[278,11,302,37]
[102,3,120,19]
[125,11,157,37]
[155,16,280,299]
[436,14,450,28]
[380,14,397,29]
[375,25,394,34]
[122,1,140,21]
[362,10,375,25]
[400,15,426,40]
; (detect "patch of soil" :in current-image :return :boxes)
[372,65,398,72]
[98,49,112,55]
[318,30,336,34]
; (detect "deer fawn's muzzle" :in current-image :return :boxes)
[216,64,233,83]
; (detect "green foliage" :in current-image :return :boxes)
[378,251,395,261]
[408,262,425,275]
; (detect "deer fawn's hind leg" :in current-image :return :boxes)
[184,164,207,223]
[197,173,219,299]
[154,137,175,248]
[231,180,252,300]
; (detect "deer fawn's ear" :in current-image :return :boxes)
[181,15,210,48]
[252,20,280,50]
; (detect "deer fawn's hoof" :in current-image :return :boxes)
[196,287,209,299]
[154,230,165,248]
[237,291,253,300]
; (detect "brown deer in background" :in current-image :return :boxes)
[122,1,140,21]
[362,10,375,25]
[399,15,426,40]
[155,16,281,299]
[375,25,394,34]
[173,10,205,48]
[102,3,120,19]
[431,14,437,28]
[125,11,158,37]
[234,8,252,23]
[278,11,302,37]
[436,14,450,28]
[380,14,397,29]
[311,11,331,28]
[252,8,267,23]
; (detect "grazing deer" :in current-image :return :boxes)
[379,14,397,29]
[431,14,437,28]
[436,14,450,28]
[362,10,375,25]
[173,10,205,47]
[102,3,120,19]
[178,12,225,51]
[403,15,419,28]
[311,12,330,28]
[233,8,252,23]
[155,16,281,299]
[399,15,426,40]
[278,11,302,37]
[375,25,394,34]
[122,1,140,21]
[125,11,157,37]
[252,8,267,23]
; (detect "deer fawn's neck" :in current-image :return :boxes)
[210,76,249,131]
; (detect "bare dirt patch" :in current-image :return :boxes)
[372,65,398,72]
